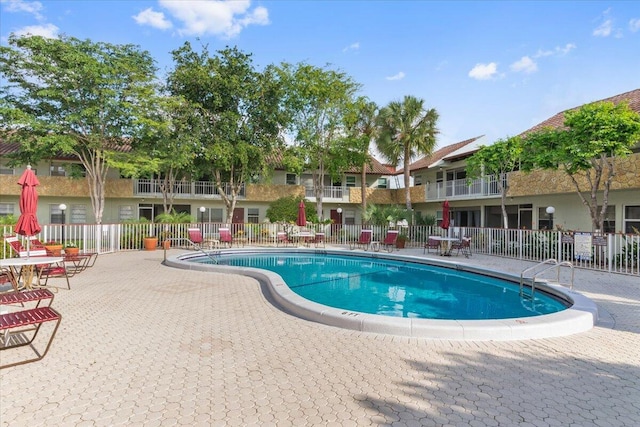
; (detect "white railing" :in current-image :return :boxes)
[426,176,501,200]
[305,185,345,199]
[134,179,245,198]
[2,224,638,276]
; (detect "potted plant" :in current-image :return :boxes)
[396,230,408,249]
[44,241,63,256]
[154,209,194,249]
[143,236,158,251]
[64,242,79,256]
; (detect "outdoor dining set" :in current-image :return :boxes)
[0,166,97,369]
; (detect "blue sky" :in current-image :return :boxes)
[2,0,639,149]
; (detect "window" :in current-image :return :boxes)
[50,205,64,224]
[247,208,259,224]
[538,207,553,230]
[599,205,616,233]
[69,205,87,224]
[624,205,640,234]
[377,178,387,189]
[0,165,14,175]
[344,210,355,225]
[50,163,66,177]
[119,206,135,221]
[286,174,297,185]
[210,208,224,223]
[345,176,356,187]
[0,203,15,217]
[414,175,422,186]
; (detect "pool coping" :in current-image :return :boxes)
[165,248,598,341]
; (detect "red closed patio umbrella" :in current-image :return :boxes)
[297,200,307,227]
[441,200,450,231]
[14,165,42,258]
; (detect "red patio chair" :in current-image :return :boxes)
[424,237,440,254]
[349,230,373,251]
[311,232,325,248]
[219,228,233,248]
[381,230,399,252]
[276,231,291,247]
[451,238,472,258]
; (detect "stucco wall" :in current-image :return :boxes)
[508,152,640,196]
[246,184,304,201]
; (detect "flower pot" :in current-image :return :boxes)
[395,239,406,249]
[44,244,63,256]
[144,237,158,251]
[162,239,171,250]
[64,247,79,256]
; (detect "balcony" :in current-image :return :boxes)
[304,185,349,201]
[426,175,501,200]
[134,179,245,199]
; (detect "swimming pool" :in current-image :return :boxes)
[202,253,567,320]
[167,249,598,341]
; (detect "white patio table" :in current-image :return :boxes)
[0,257,63,291]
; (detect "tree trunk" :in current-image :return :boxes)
[361,163,367,214]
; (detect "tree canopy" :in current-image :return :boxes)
[0,34,158,224]
[466,136,524,228]
[523,101,640,231]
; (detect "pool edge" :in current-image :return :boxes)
[165,248,598,341]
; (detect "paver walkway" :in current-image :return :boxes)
[1,247,638,426]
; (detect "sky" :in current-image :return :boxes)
[1,0,639,151]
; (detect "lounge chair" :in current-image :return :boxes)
[0,305,62,369]
[381,230,399,252]
[219,228,233,248]
[3,235,47,257]
[349,230,373,251]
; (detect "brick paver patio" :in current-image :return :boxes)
[1,247,638,426]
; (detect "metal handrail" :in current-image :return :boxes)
[520,258,574,297]
[162,237,219,264]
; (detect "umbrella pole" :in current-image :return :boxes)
[26,238,30,259]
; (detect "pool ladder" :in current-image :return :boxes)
[519,259,574,298]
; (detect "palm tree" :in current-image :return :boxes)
[348,97,379,214]
[375,95,439,211]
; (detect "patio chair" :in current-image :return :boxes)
[188,228,218,250]
[424,237,440,254]
[36,261,72,290]
[219,228,233,248]
[450,238,472,258]
[310,232,325,248]
[3,235,47,257]
[276,231,291,247]
[380,230,399,252]
[0,305,62,369]
[349,229,373,251]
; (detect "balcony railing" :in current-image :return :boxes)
[134,179,245,198]
[305,185,346,200]
[426,176,501,200]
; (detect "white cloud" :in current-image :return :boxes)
[133,8,172,30]
[468,62,497,80]
[1,0,43,19]
[534,43,576,58]
[629,18,640,32]
[14,23,58,38]
[158,0,269,38]
[593,19,612,37]
[385,72,405,81]
[510,56,537,74]
[343,42,359,52]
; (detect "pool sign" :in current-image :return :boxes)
[574,232,593,261]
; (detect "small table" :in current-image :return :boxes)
[294,232,314,247]
[427,236,460,256]
[0,257,64,291]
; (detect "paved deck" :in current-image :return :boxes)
[1,247,638,426]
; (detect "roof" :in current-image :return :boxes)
[520,88,640,136]
[401,135,484,174]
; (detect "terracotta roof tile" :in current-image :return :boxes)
[402,135,484,173]
[520,88,640,136]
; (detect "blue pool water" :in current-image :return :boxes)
[200,253,569,320]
